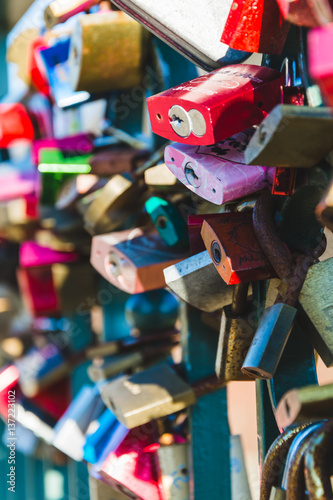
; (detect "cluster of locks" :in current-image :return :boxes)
[0,0,332,498]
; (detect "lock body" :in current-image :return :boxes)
[164,251,235,313]
[276,383,333,429]
[164,129,271,205]
[146,196,188,249]
[147,65,284,145]
[298,258,333,367]
[91,229,185,294]
[201,212,277,284]
[221,0,290,53]
[216,298,255,382]
[244,104,333,168]
[242,302,297,379]
[68,12,149,94]
[100,364,196,428]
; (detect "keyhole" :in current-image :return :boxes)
[285,400,290,417]
[171,114,184,126]
[156,215,168,230]
[211,241,222,264]
[184,163,201,188]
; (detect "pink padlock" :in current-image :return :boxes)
[0,171,40,203]
[91,228,185,294]
[308,24,333,107]
[18,242,80,317]
[164,129,273,205]
[99,424,164,500]
[20,241,79,268]
[32,133,95,166]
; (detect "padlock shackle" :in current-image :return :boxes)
[253,190,294,281]
[260,423,311,500]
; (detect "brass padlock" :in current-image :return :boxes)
[298,257,333,367]
[100,364,226,428]
[83,174,144,236]
[244,105,333,168]
[276,383,333,429]
[216,283,256,382]
[68,11,149,94]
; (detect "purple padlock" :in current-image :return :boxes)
[164,128,273,205]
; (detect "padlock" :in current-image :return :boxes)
[112,0,253,71]
[0,103,36,147]
[215,283,256,382]
[14,339,72,398]
[84,409,129,466]
[275,0,333,27]
[144,163,179,192]
[52,385,105,461]
[156,436,190,500]
[44,0,100,28]
[147,65,284,146]
[260,423,310,500]
[98,423,163,499]
[83,174,145,236]
[221,0,290,54]
[17,241,95,317]
[90,228,186,294]
[164,251,235,313]
[244,105,333,168]
[201,211,277,285]
[297,257,333,367]
[68,11,149,94]
[164,128,272,205]
[145,196,189,250]
[280,423,321,499]
[308,24,333,107]
[316,180,333,231]
[90,147,149,177]
[276,383,333,429]
[305,420,333,500]
[27,37,50,97]
[188,214,231,256]
[32,132,95,166]
[100,363,227,428]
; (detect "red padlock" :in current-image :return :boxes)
[276,0,333,27]
[221,0,290,54]
[147,65,284,146]
[308,24,333,107]
[27,37,50,97]
[99,424,164,500]
[0,104,35,147]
